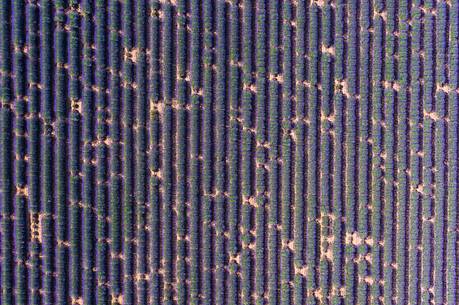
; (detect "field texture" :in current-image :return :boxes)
[0,0,457,304]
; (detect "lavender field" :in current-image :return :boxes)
[0,0,457,304]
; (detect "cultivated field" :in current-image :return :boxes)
[0,1,456,304]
